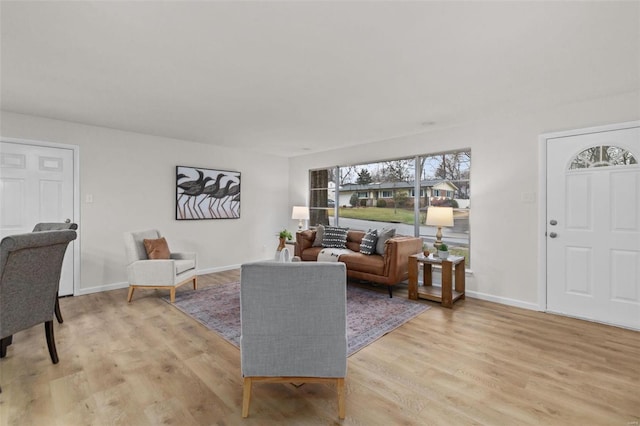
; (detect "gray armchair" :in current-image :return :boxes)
[0,230,77,373]
[123,229,197,303]
[240,261,347,419]
[33,222,78,323]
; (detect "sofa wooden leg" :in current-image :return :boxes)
[387,286,393,298]
[127,286,135,302]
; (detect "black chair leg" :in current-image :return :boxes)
[55,295,63,324]
[44,321,59,364]
[388,286,393,298]
[0,335,13,358]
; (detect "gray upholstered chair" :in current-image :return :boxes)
[33,222,78,323]
[123,229,198,303]
[0,230,77,372]
[240,261,347,419]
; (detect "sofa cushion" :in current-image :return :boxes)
[312,224,324,247]
[376,228,396,255]
[143,237,171,259]
[346,230,364,252]
[300,246,323,261]
[322,226,348,248]
[359,229,378,255]
[339,252,384,276]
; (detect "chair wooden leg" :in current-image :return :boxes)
[170,288,176,303]
[44,320,59,364]
[193,276,198,290]
[0,335,13,358]
[127,286,135,302]
[387,285,393,298]
[55,294,64,324]
[242,377,252,418]
[337,378,346,419]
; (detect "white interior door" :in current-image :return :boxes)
[0,141,76,296]
[546,125,640,330]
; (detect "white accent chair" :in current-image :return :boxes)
[123,230,197,303]
[240,261,347,419]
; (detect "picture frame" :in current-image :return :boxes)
[176,166,241,220]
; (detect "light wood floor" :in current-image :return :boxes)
[1,270,639,425]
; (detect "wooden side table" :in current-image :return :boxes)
[408,254,465,308]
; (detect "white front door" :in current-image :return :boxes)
[0,141,77,296]
[546,125,640,329]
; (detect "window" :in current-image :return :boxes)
[569,145,637,169]
[309,149,471,266]
[309,168,335,226]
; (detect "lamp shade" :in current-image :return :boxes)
[425,206,454,227]
[291,206,310,220]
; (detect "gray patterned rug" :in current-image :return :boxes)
[164,281,429,356]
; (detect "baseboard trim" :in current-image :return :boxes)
[74,265,243,296]
[465,290,540,311]
[75,281,129,296]
[197,264,242,275]
[76,267,539,313]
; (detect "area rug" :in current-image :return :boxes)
[164,282,429,356]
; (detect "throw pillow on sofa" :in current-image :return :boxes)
[312,224,325,247]
[322,226,348,249]
[376,227,396,255]
[360,229,378,255]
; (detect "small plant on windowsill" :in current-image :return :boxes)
[422,243,430,257]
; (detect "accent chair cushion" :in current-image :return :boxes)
[322,226,348,249]
[359,229,378,255]
[375,228,396,255]
[175,259,196,275]
[143,237,171,259]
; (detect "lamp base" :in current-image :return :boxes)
[433,226,443,250]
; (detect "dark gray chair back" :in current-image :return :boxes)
[33,222,78,232]
[0,230,77,338]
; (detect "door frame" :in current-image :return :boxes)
[0,136,81,295]
[537,120,640,312]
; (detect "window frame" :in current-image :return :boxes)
[308,148,471,266]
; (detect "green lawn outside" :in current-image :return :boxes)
[329,207,418,225]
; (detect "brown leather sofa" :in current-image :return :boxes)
[295,229,422,297]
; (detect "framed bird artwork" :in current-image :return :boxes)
[176,166,241,220]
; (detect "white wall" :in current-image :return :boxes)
[1,111,291,294]
[289,90,640,309]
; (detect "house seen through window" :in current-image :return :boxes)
[309,149,471,266]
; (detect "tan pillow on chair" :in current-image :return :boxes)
[143,237,171,259]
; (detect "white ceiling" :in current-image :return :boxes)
[1,1,638,157]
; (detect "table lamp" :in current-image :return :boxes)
[425,206,454,249]
[292,206,310,231]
